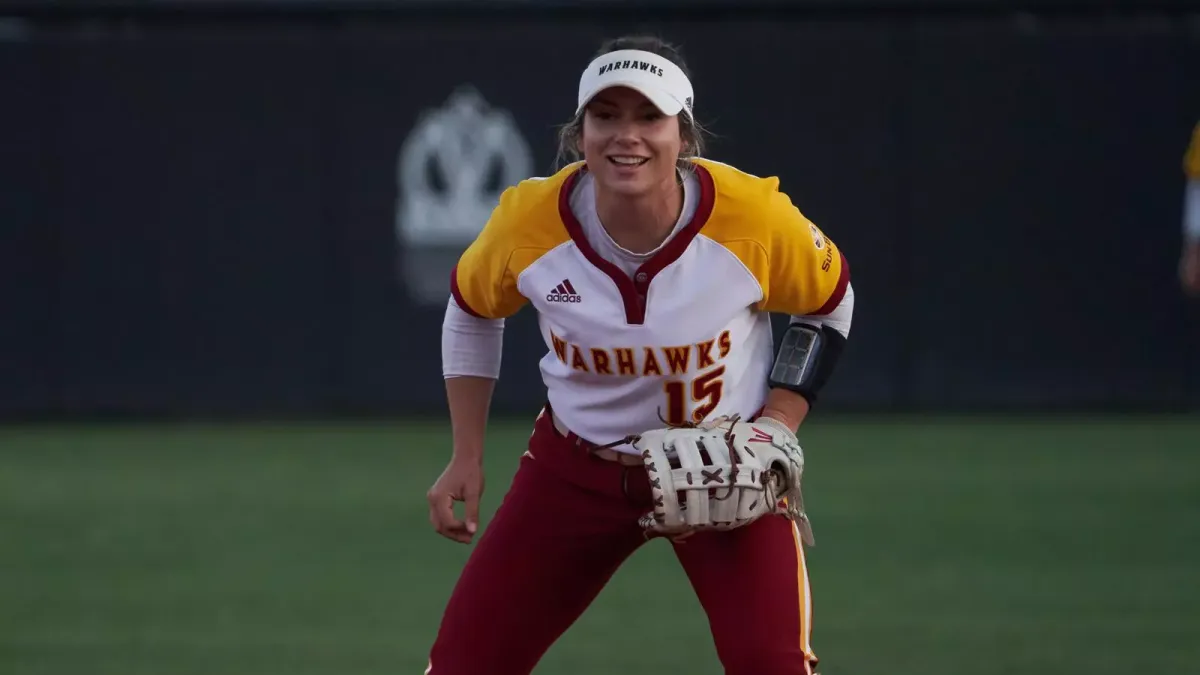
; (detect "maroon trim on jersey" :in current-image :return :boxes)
[449,265,486,318]
[811,251,851,316]
[557,164,717,325]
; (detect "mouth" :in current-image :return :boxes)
[608,155,650,167]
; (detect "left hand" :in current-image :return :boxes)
[632,416,814,544]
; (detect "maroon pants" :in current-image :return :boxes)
[426,409,818,675]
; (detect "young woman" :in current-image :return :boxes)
[426,35,855,675]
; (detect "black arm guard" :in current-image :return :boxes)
[767,323,847,405]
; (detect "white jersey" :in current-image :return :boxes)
[451,159,850,449]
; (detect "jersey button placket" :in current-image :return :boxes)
[634,271,648,313]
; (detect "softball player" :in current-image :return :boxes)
[426,35,855,675]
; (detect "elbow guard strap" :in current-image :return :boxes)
[768,323,847,405]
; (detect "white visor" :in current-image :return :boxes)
[576,49,694,118]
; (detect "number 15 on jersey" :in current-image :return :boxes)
[662,365,726,427]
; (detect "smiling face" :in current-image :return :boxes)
[579,86,684,197]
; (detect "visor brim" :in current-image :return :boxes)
[577,81,686,117]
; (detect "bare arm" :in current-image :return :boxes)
[429,297,505,543]
[759,388,811,434]
[445,376,496,465]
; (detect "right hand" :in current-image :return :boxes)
[427,457,485,544]
[1181,242,1200,298]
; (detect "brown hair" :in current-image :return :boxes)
[555,35,711,172]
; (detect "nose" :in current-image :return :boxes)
[611,118,640,145]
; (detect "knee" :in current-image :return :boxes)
[719,647,816,675]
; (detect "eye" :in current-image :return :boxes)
[643,111,665,121]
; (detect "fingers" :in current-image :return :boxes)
[427,490,474,544]
[463,492,481,537]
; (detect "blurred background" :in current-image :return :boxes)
[2,0,1199,674]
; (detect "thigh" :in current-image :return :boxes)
[427,454,645,675]
[674,516,818,675]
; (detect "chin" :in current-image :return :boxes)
[592,160,670,196]
[603,176,657,196]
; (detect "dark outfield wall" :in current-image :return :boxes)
[2,5,1199,418]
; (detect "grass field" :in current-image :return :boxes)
[2,415,1198,675]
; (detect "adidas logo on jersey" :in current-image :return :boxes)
[546,279,582,303]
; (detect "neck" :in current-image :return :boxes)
[594,172,684,255]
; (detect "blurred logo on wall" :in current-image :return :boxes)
[395,86,534,305]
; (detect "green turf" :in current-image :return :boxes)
[2,416,1198,675]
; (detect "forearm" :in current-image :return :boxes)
[445,376,495,464]
[442,296,505,463]
[758,388,810,434]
